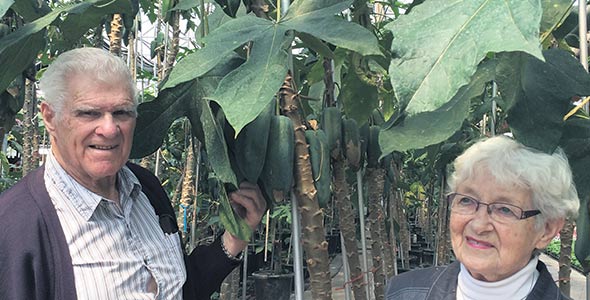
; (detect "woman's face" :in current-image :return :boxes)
[450,168,560,282]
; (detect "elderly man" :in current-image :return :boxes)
[0,47,267,299]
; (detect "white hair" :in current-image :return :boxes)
[39,47,137,115]
[448,135,579,225]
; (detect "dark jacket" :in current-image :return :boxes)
[0,164,239,300]
[386,260,568,300]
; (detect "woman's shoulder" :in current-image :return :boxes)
[386,262,460,300]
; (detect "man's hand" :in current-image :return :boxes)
[222,182,267,256]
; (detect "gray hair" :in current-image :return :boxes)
[39,47,137,115]
[448,135,579,226]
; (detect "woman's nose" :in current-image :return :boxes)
[470,204,494,233]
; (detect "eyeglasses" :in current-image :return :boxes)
[446,192,541,224]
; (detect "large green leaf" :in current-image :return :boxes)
[560,117,590,272]
[539,0,573,43]
[164,0,381,135]
[0,2,70,94]
[386,0,543,116]
[502,49,590,153]
[0,30,45,98]
[340,68,378,124]
[199,98,239,189]
[218,181,252,241]
[131,81,199,159]
[282,0,381,57]
[1,1,14,18]
[58,0,135,50]
[162,15,269,90]
[379,59,495,154]
[207,26,290,135]
[9,0,51,21]
[0,0,133,97]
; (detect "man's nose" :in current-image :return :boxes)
[95,114,119,137]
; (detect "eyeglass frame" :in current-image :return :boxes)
[446,192,541,222]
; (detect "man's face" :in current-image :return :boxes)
[41,75,136,190]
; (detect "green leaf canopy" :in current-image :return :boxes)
[386,0,544,117]
[163,0,381,135]
[500,49,590,153]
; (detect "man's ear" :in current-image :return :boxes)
[535,218,565,249]
[40,102,57,133]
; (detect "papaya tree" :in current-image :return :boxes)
[379,0,590,276]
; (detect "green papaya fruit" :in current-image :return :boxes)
[342,117,361,171]
[259,115,295,202]
[233,101,274,183]
[321,107,342,158]
[305,129,331,208]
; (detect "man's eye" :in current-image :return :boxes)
[78,111,100,117]
[113,110,136,118]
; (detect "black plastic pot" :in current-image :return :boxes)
[252,270,294,300]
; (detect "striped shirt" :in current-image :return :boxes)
[44,152,186,299]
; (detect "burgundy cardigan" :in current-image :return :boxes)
[0,163,239,300]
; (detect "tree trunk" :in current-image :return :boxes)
[163,9,180,79]
[381,189,395,279]
[387,189,398,275]
[22,78,39,176]
[109,13,123,56]
[394,190,410,270]
[178,136,196,245]
[366,167,386,300]
[92,23,103,48]
[219,267,240,300]
[333,157,366,300]
[280,73,332,300]
[435,171,450,266]
[558,217,575,297]
[128,18,137,81]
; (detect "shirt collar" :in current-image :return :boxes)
[44,151,141,221]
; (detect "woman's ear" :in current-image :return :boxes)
[535,218,565,249]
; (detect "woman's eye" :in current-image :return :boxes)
[495,206,515,216]
[458,197,474,205]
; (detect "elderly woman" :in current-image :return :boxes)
[386,136,580,300]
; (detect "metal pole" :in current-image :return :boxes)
[579,1,588,72]
[357,170,371,300]
[340,232,352,300]
[578,3,590,299]
[242,242,249,300]
[291,191,305,300]
[490,82,497,136]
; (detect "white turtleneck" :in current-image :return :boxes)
[456,255,540,300]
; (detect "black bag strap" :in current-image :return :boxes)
[126,162,180,236]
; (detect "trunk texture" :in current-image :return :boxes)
[387,191,398,275]
[109,13,123,56]
[22,78,39,176]
[178,137,196,243]
[435,171,450,265]
[333,158,366,300]
[280,73,332,300]
[366,167,386,300]
[92,23,103,48]
[558,218,575,297]
[381,194,395,279]
[163,10,180,79]
[219,267,240,300]
[392,190,409,270]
